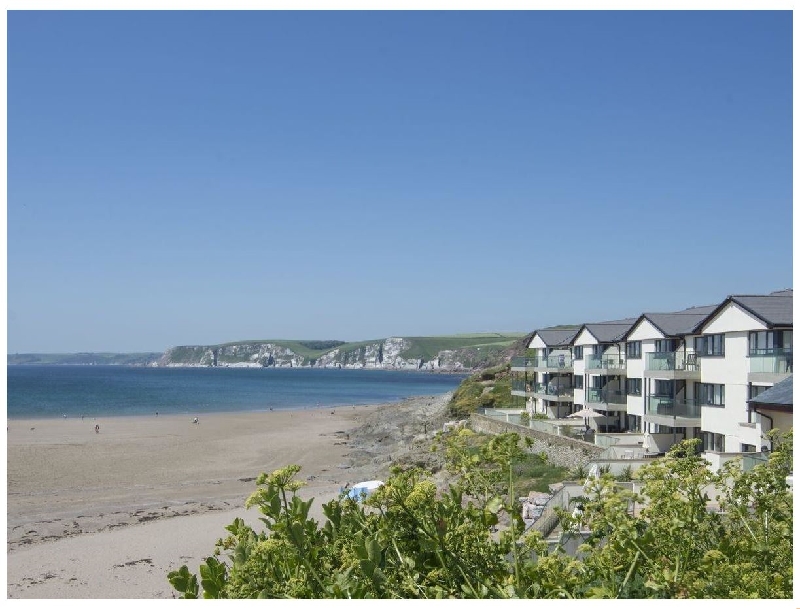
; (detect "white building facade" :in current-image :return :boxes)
[513,289,792,468]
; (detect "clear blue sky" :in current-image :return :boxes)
[7,10,793,353]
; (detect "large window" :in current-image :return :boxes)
[573,346,583,360]
[749,330,793,354]
[625,341,642,359]
[626,378,642,396]
[695,334,725,357]
[654,339,677,353]
[698,383,725,406]
[701,431,725,453]
[574,376,584,389]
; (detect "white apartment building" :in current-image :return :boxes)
[620,305,717,443]
[510,289,792,466]
[511,327,579,420]
[572,319,636,432]
[692,290,792,469]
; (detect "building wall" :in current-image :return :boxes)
[702,302,767,334]
[699,304,766,453]
[626,319,662,425]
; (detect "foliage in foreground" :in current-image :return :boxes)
[169,430,793,599]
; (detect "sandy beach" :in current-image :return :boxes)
[7,393,453,598]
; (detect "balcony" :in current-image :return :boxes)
[585,354,626,374]
[748,348,793,383]
[533,354,573,372]
[643,396,701,427]
[644,350,701,380]
[586,387,627,411]
[511,379,534,397]
[532,382,574,402]
[510,356,537,371]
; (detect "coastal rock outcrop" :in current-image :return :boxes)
[158,337,471,371]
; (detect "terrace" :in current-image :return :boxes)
[748,348,792,383]
[644,350,701,379]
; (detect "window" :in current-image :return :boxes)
[654,339,677,353]
[573,346,583,360]
[593,345,604,356]
[695,334,725,356]
[741,443,757,453]
[749,384,769,400]
[654,379,674,396]
[698,383,725,406]
[749,330,793,355]
[574,376,584,389]
[625,341,642,359]
[626,378,642,396]
[701,431,725,453]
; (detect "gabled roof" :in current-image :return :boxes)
[531,326,581,347]
[620,305,719,341]
[578,318,638,344]
[698,290,793,332]
[749,376,793,408]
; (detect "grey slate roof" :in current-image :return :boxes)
[749,376,793,407]
[617,304,720,340]
[730,291,793,327]
[533,327,581,347]
[580,318,639,343]
[696,289,793,333]
[643,305,719,337]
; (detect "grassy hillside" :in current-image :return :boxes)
[11,333,531,369]
[7,352,163,366]
[397,334,524,361]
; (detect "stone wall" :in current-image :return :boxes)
[469,414,605,469]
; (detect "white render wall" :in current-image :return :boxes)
[625,318,663,423]
[702,303,767,334]
[699,303,770,453]
[573,329,596,406]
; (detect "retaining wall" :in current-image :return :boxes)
[469,414,605,469]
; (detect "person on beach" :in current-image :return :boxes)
[95,424,100,434]
[193,417,199,424]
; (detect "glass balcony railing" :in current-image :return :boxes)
[585,354,626,370]
[587,387,626,405]
[511,379,534,393]
[535,354,573,369]
[510,356,537,368]
[534,383,573,397]
[646,350,701,372]
[749,348,793,374]
[646,396,700,418]
[742,452,770,472]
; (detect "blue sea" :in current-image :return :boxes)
[6,365,466,419]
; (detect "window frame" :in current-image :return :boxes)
[694,334,725,357]
[625,341,642,359]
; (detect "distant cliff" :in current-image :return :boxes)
[157,334,526,371]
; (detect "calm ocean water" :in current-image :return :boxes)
[6,366,466,419]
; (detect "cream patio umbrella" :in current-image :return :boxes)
[568,406,604,430]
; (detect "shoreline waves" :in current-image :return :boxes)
[7,391,454,599]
